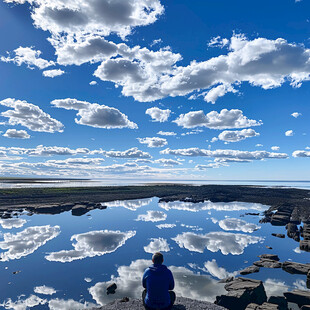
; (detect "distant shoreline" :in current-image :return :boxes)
[1,184,309,211]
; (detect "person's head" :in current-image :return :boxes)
[152,252,164,265]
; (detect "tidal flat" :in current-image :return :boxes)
[0,185,310,309]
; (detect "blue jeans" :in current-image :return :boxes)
[142,289,176,310]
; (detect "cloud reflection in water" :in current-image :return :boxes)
[45,230,136,263]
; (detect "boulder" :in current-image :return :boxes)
[271,234,285,238]
[307,270,310,289]
[284,290,310,307]
[267,296,288,310]
[300,240,310,252]
[286,223,300,241]
[258,254,280,261]
[253,259,282,269]
[215,277,267,310]
[71,204,91,216]
[106,283,117,295]
[282,261,310,275]
[245,303,279,310]
[240,266,260,275]
[301,306,310,310]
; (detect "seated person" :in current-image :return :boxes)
[142,252,176,310]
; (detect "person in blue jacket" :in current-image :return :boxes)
[142,252,175,310]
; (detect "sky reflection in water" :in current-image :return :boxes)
[0,197,309,309]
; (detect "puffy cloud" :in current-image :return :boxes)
[161,148,288,162]
[88,259,225,305]
[159,200,267,212]
[218,218,260,233]
[214,129,260,143]
[89,81,97,86]
[45,229,135,263]
[285,130,294,136]
[156,223,176,229]
[92,34,310,102]
[203,259,237,280]
[180,224,203,231]
[145,107,171,122]
[294,279,307,290]
[51,98,137,129]
[157,131,177,136]
[103,147,151,159]
[0,295,47,310]
[154,158,181,166]
[137,137,168,148]
[0,218,27,229]
[291,112,302,118]
[42,69,65,78]
[181,129,203,136]
[34,286,56,295]
[174,109,262,129]
[143,237,170,253]
[0,225,60,261]
[104,198,152,211]
[203,84,237,104]
[1,46,54,69]
[136,210,167,222]
[208,36,230,49]
[11,0,164,39]
[0,98,64,133]
[172,231,263,255]
[292,150,310,157]
[271,146,280,151]
[3,129,30,139]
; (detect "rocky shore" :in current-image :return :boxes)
[92,297,227,310]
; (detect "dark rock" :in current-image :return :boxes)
[106,283,117,295]
[265,246,273,250]
[286,223,300,242]
[240,266,260,275]
[215,277,267,310]
[258,254,280,261]
[12,271,21,274]
[120,297,129,302]
[270,209,292,226]
[282,261,310,275]
[307,270,310,289]
[284,290,310,307]
[71,204,90,216]
[253,259,282,269]
[301,306,310,310]
[300,240,310,252]
[267,296,288,310]
[245,303,279,310]
[245,213,260,216]
[271,234,285,238]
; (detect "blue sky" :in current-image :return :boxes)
[0,0,309,181]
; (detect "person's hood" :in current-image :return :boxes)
[148,264,168,273]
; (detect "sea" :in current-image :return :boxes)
[0,181,309,309]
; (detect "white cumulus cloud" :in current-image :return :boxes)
[0,218,27,229]
[42,69,65,78]
[215,129,260,143]
[51,98,137,129]
[174,109,262,129]
[218,218,260,233]
[137,137,168,148]
[34,285,56,295]
[291,112,302,118]
[3,129,30,139]
[146,107,171,122]
[285,130,294,136]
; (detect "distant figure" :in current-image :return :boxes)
[142,252,176,310]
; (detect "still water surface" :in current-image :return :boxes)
[0,197,308,309]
